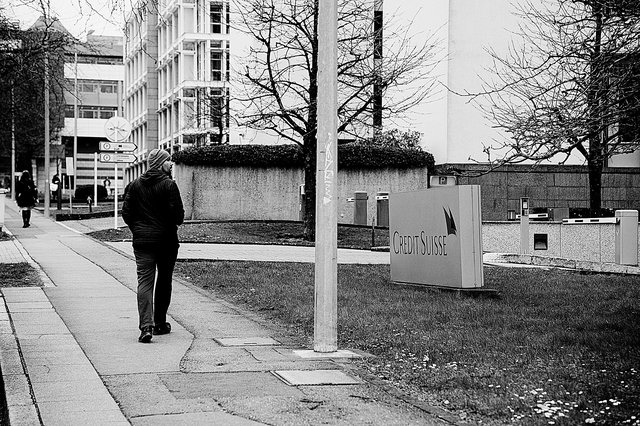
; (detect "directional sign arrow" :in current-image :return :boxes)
[99,141,137,152]
[99,152,137,163]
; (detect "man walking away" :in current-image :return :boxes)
[122,149,184,343]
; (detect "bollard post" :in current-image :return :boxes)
[376,191,389,227]
[519,197,530,255]
[0,188,6,232]
[353,191,368,225]
[615,210,639,266]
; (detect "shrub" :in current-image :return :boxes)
[173,143,435,172]
[74,185,108,202]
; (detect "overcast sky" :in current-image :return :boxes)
[6,0,127,37]
[6,0,447,40]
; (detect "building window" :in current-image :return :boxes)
[211,51,222,81]
[226,3,230,34]
[210,3,223,34]
[210,89,225,133]
[100,83,117,94]
[80,106,99,118]
[77,106,117,119]
[99,107,117,119]
[64,105,75,118]
[81,83,97,93]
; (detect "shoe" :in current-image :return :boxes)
[153,322,171,335]
[138,326,153,343]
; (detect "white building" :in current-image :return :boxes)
[120,0,639,181]
[124,0,231,180]
[402,0,640,168]
[59,32,126,192]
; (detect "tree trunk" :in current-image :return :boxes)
[302,2,319,242]
[303,133,317,241]
[587,153,604,217]
[587,2,604,217]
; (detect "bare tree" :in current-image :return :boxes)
[233,0,439,240]
[0,6,72,172]
[477,0,640,215]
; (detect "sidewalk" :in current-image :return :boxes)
[0,201,450,426]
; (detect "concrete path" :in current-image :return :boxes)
[0,201,449,425]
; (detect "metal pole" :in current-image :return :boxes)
[44,49,50,217]
[314,0,338,353]
[73,51,78,195]
[114,163,118,229]
[114,81,123,229]
[10,85,15,201]
[94,152,98,207]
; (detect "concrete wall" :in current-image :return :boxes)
[174,165,430,223]
[451,164,640,221]
[483,221,640,264]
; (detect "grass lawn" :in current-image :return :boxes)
[89,220,639,424]
[0,263,43,287]
[174,261,640,425]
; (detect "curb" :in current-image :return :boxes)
[488,253,640,275]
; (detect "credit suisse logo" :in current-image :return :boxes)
[392,206,457,256]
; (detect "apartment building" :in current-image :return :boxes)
[124,0,231,181]
[59,32,125,191]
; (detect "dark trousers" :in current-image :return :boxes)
[21,209,31,226]
[133,245,179,330]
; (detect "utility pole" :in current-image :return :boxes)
[314,0,338,353]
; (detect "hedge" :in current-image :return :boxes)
[172,143,435,171]
[74,185,108,202]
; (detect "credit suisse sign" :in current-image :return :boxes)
[389,185,484,289]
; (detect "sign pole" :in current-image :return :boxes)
[114,162,118,229]
[314,0,338,353]
[94,152,98,207]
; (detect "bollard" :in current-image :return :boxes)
[519,197,530,255]
[0,188,6,232]
[298,184,305,221]
[615,210,638,266]
[376,192,389,227]
[353,191,368,225]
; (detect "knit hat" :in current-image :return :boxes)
[147,149,171,171]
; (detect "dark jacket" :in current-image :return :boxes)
[122,169,185,248]
[16,179,37,208]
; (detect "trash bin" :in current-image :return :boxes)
[376,192,389,227]
[615,210,639,266]
[353,191,368,225]
[298,184,305,221]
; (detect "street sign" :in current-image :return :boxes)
[99,141,137,152]
[104,116,132,143]
[99,153,136,163]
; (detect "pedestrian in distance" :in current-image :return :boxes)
[122,149,184,343]
[16,170,37,228]
[51,174,60,202]
[103,177,112,196]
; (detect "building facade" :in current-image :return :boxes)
[59,32,125,193]
[124,0,231,181]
